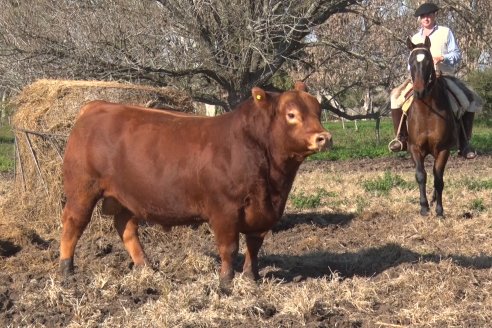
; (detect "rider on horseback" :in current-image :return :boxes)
[389,2,482,159]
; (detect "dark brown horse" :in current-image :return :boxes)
[406,36,458,217]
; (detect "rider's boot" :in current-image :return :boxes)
[459,112,477,159]
[389,107,408,152]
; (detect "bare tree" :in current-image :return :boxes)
[293,0,492,116]
[0,0,358,110]
[0,0,490,114]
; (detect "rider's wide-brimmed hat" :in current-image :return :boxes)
[414,3,439,17]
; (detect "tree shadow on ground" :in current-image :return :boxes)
[260,243,492,282]
[272,213,355,233]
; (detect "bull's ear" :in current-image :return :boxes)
[406,37,414,50]
[252,87,268,108]
[294,81,307,92]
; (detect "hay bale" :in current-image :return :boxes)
[5,79,195,232]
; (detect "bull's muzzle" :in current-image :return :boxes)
[312,131,333,151]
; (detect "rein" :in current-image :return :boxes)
[411,72,449,121]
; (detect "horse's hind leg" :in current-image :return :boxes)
[432,150,450,217]
[60,191,100,275]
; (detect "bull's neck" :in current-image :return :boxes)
[267,144,304,212]
[234,103,302,215]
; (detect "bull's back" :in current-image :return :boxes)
[63,101,242,221]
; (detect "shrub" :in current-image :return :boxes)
[466,68,492,119]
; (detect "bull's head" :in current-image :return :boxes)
[252,82,332,160]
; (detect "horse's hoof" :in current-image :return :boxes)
[420,208,430,216]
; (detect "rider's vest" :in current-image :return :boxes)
[411,26,455,76]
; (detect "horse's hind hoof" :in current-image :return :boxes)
[420,208,430,216]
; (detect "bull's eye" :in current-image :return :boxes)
[286,109,300,124]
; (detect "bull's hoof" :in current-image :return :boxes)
[131,261,157,272]
[219,279,233,295]
[59,258,74,276]
[242,270,260,282]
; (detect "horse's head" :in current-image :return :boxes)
[407,36,436,99]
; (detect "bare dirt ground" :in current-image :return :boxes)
[0,154,491,327]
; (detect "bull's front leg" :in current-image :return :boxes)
[243,232,267,281]
[211,222,239,294]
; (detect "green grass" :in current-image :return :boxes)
[469,198,486,212]
[310,118,492,161]
[0,117,490,173]
[362,171,413,196]
[462,178,492,191]
[0,122,14,173]
[310,119,394,161]
[290,188,335,209]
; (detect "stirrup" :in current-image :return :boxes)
[388,138,405,152]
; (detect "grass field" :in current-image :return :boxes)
[1,113,491,327]
[310,117,492,161]
[0,117,491,173]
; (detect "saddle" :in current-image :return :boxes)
[401,76,482,119]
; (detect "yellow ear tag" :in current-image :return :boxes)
[256,95,262,100]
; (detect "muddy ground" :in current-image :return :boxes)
[0,154,491,327]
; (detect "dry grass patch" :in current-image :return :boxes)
[1,152,491,326]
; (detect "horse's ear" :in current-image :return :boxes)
[424,36,431,49]
[294,81,307,92]
[406,37,414,50]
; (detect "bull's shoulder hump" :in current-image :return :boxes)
[78,100,112,117]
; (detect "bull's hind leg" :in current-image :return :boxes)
[432,150,450,217]
[60,195,99,275]
[114,209,149,267]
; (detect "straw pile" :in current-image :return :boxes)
[5,79,195,232]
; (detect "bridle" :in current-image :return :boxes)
[408,46,449,119]
[409,46,436,96]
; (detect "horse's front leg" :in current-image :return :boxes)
[432,150,450,217]
[411,149,429,216]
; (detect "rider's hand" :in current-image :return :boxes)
[433,56,444,65]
